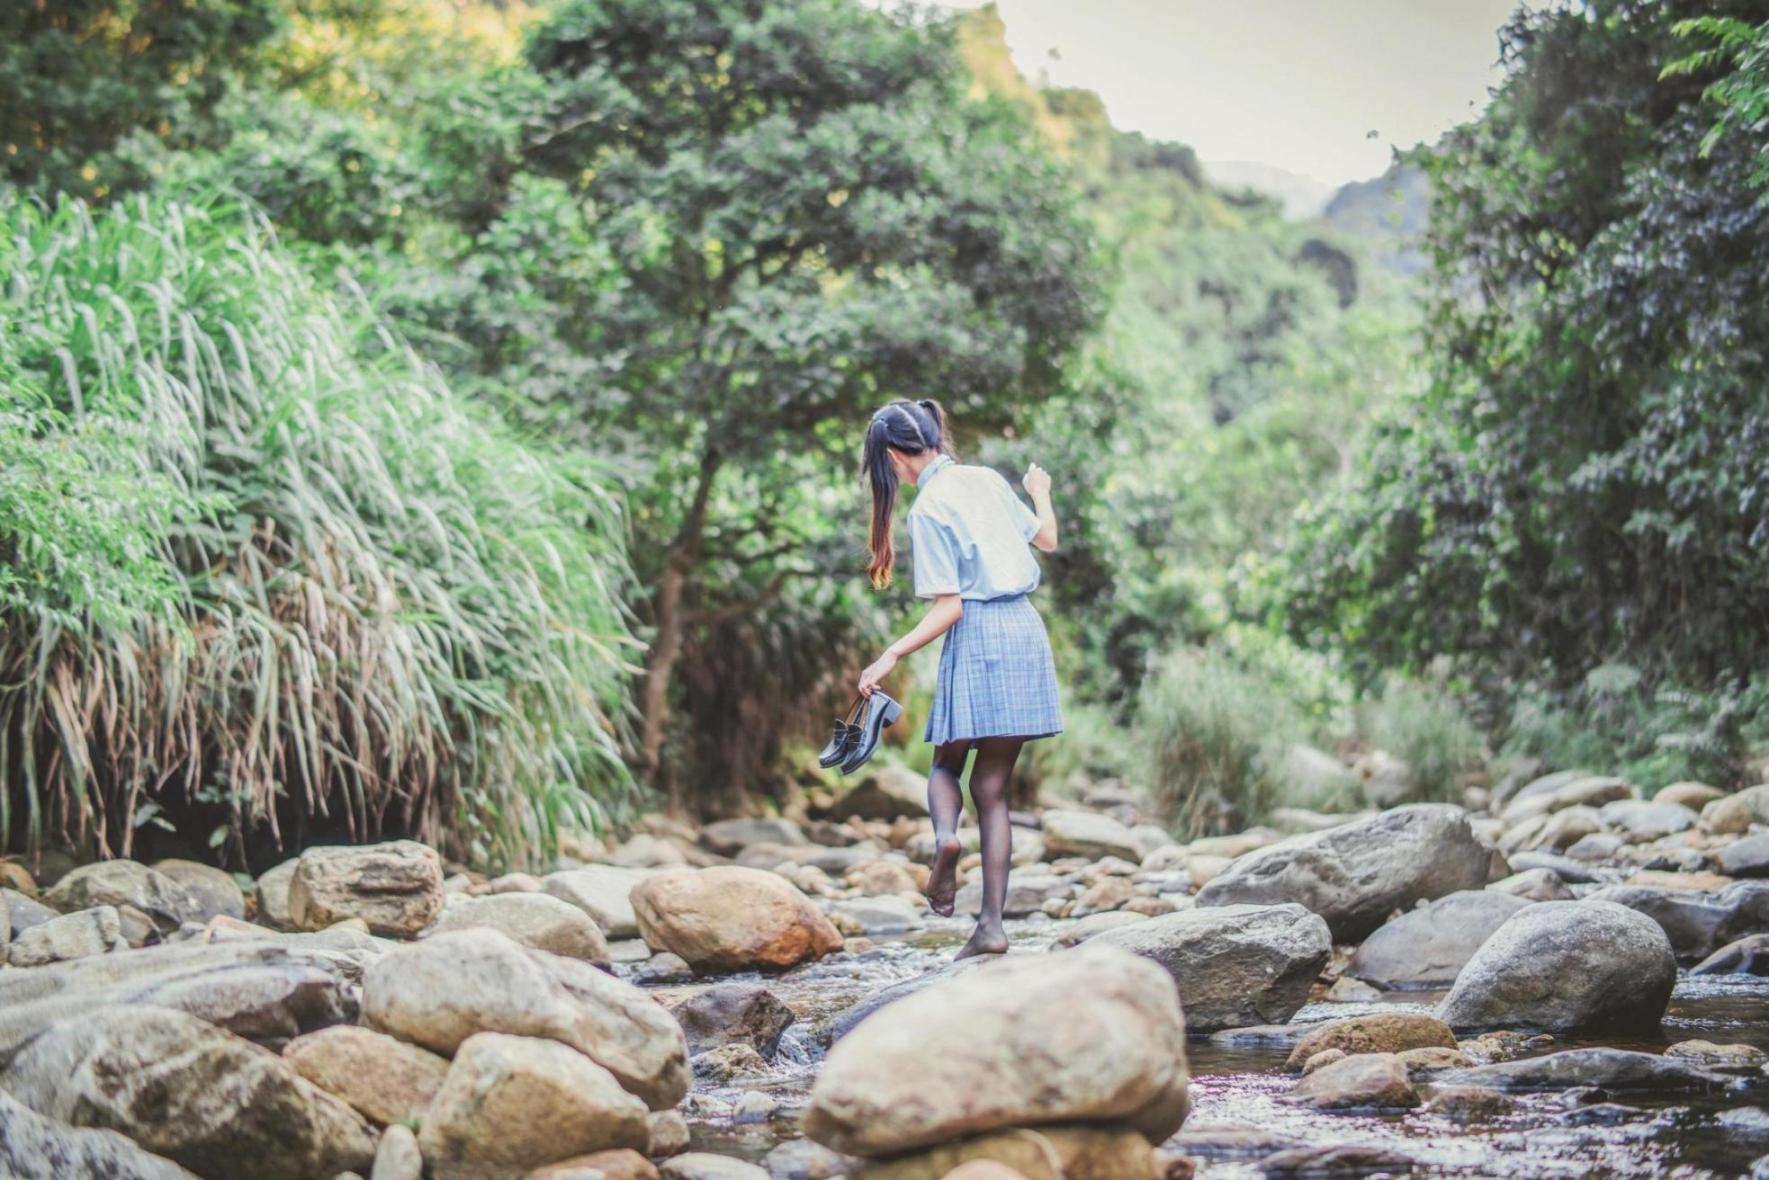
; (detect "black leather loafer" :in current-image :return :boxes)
[840,691,903,774]
[818,695,866,769]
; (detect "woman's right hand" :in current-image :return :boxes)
[1023,462,1051,498]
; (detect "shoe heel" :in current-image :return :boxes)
[881,698,903,726]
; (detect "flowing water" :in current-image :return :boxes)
[636,913,1769,1178]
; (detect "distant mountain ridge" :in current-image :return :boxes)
[1204,160,1338,219]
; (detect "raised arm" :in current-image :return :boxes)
[1024,463,1058,552]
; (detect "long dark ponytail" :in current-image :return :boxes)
[861,398,953,589]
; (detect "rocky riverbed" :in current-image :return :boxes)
[6,766,1769,1178]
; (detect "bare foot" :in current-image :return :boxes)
[954,924,1008,961]
[925,835,961,917]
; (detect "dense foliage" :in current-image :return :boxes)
[4,0,1764,853]
[0,194,635,867]
[1281,0,1769,785]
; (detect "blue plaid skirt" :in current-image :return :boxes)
[924,594,1064,746]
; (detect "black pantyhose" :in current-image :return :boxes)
[924,736,1025,958]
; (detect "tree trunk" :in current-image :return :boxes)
[635,447,721,805]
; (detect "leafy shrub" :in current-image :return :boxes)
[0,192,637,868]
[1502,665,1766,792]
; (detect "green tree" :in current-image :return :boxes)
[0,0,281,199]
[1283,0,1769,694]
[515,0,1102,790]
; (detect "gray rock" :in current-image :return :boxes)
[0,1005,376,1179]
[1586,880,1769,961]
[826,766,929,821]
[0,1089,199,1179]
[761,1137,852,1179]
[827,895,921,934]
[44,861,202,931]
[1039,810,1143,862]
[804,945,1189,1157]
[1719,834,1769,878]
[417,1031,650,1173]
[1089,902,1331,1031]
[1196,804,1492,941]
[1501,775,1633,824]
[1564,832,1628,862]
[671,983,796,1060]
[1437,900,1676,1033]
[151,859,247,921]
[429,892,610,963]
[287,842,444,938]
[823,959,993,1044]
[3,887,58,936]
[1434,1047,1731,1092]
[1600,800,1698,842]
[1488,868,1574,902]
[660,1154,771,1180]
[1348,890,1532,990]
[701,818,808,856]
[1050,910,1151,948]
[0,938,361,1055]
[7,906,122,967]
[370,1125,422,1180]
[255,859,299,927]
[1693,933,1769,975]
[363,927,689,1110]
[542,865,653,939]
[953,872,1069,918]
[1506,851,1615,885]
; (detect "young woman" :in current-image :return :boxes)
[855,398,1061,959]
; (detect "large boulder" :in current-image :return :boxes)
[362,928,689,1109]
[1039,810,1144,862]
[1088,903,1330,1032]
[0,1090,199,1180]
[543,865,653,939]
[1347,890,1533,990]
[803,945,1189,1157]
[1437,900,1676,1033]
[630,866,842,972]
[43,861,202,930]
[429,893,609,964]
[282,1025,448,1125]
[418,1032,650,1178]
[286,842,444,937]
[0,1005,376,1180]
[1195,805,1493,941]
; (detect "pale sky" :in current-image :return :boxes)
[931,0,1529,185]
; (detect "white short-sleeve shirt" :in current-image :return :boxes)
[906,454,1042,600]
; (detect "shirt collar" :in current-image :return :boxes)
[916,453,953,487]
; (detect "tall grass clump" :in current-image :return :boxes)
[1137,644,1313,837]
[0,192,638,869]
[1355,674,1485,803]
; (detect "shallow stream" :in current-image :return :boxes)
[642,912,1769,1178]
